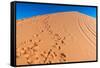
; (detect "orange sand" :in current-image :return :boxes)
[16,12,96,65]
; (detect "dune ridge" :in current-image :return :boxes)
[16,12,96,65]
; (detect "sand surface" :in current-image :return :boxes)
[16,12,96,65]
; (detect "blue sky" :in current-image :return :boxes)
[16,3,97,20]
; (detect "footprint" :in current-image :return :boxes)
[53,52,57,57]
[60,53,66,58]
[35,57,39,60]
[61,40,64,44]
[58,46,61,50]
[53,33,61,41]
[40,53,45,57]
[33,34,39,37]
[20,48,26,54]
[29,39,32,42]
[27,58,33,64]
[24,54,30,58]
[41,30,44,33]
[34,42,38,47]
[55,42,58,45]
[32,49,37,52]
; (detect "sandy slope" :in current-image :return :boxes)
[16,12,96,65]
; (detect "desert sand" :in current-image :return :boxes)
[16,12,96,65]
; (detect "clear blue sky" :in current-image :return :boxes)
[16,3,97,20]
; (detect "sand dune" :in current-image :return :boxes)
[16,12,96,65]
